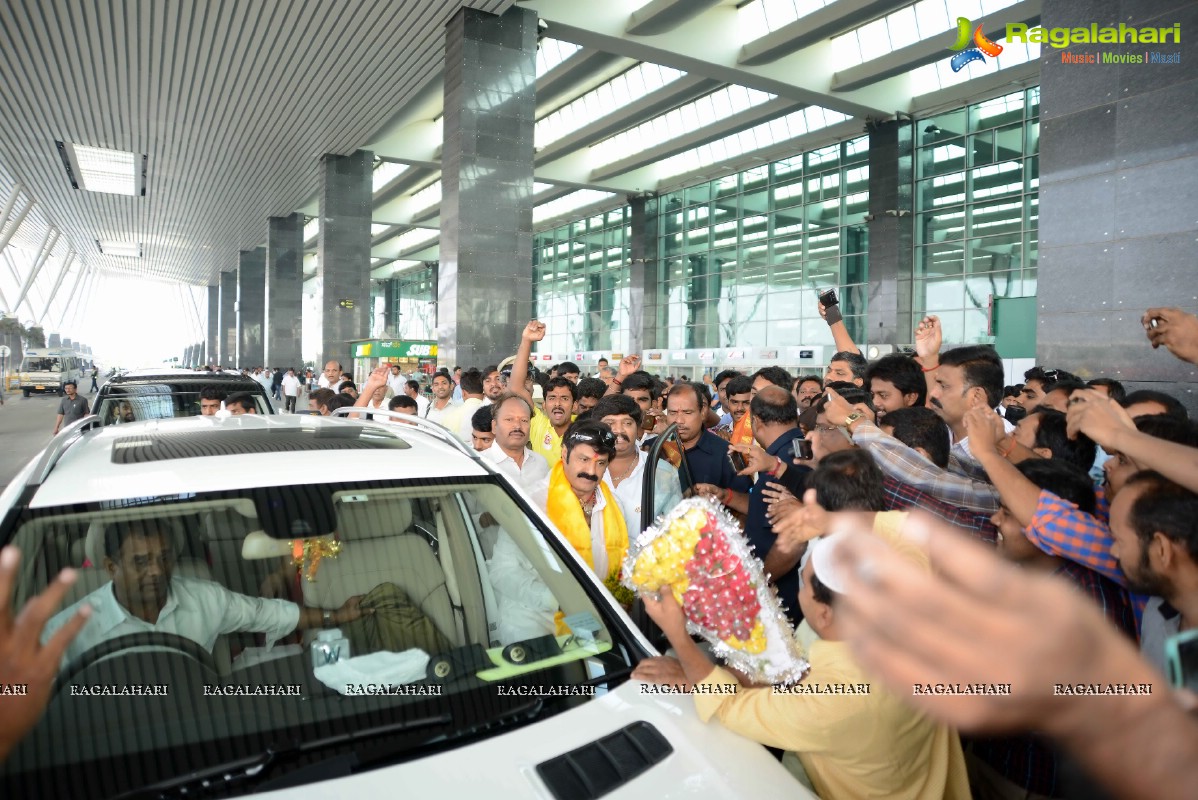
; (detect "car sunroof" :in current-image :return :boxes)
[110,427,411,464]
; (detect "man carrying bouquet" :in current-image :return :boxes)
[634,499,970,800]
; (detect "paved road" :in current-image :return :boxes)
[0,388,98,490]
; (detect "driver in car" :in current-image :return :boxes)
[42,519,367,668]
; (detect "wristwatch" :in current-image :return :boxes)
[841,411,865,431]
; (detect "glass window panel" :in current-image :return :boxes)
[843,193,869,227]
[772,155,802,180]
[770,232,805,265]
[994,123,1023,160]
[1027,86,1040,118]
[969,198,1023,238]
[741,214,769,242]
[1026,120,1039,156]
[970,130,995,167]
[969,161,1023,200]
[740,243,769,272]
[743,166,769,192]
[843,251,868,285]
[769,262,804,286]
[715,174,740,199]
[968,233,1023,274]
[740,189,769,216]
[918,242,965,277]
[807,144,840,172]
[804,199,840,231]
[805,227,841,261]
[962,309,992,343]
[772,177,804,210]
[919,205,966,245]
[686,183,713,205]
[842,224,868,256]
[804,256,841,287]
[920,139,967,178]
[972,91,1025,132]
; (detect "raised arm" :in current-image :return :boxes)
[818,293,860,355]
[1069,389,1198,495]
[605,354,641,397]
[964,407,1041,526]
[509,320,544,407]
[913,315,942,400]
[1143,306,1198,366]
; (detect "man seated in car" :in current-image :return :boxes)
[42,519,367,668]
[225,391,257,415]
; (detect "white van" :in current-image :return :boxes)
[18,348,82,396]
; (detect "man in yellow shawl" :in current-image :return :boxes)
[531,419,629,581]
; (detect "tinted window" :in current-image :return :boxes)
[0,479,636,797]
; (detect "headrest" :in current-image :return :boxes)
[332,497,413,540]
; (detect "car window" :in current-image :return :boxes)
[96,385,272,423]
[0,479,636,797]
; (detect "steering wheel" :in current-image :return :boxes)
[55,631,219,694]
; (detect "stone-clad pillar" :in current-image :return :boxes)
[318,150,373,368]
[1036,0,1198,415]
[865,118,914,348]
[238,248,266,367]
[628,194,660,352]
[206,284,218,365]
[220,270,237,367]
[266,214,304,369]
[438,6,538,369]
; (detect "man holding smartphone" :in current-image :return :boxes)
[728,385,811,626]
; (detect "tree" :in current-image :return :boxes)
[26,326,46,348]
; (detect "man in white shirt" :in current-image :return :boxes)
[481,365,504,406]
[442,369,485,443]
[43,520,367,667]
[404,379,429,417]
[424,371,458,425]
[318,360,344,393]
[593,394,683,535]
[482,394,550,492]
[385,364,406,398]
[477,394,555,642]
[281,368,302,413]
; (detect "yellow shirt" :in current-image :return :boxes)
[529,409,566,467]
[692,510,970,800]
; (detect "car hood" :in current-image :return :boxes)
[247,678,813,799]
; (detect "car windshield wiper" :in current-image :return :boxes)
[110,713,452,800]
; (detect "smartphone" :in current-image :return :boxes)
[818,288,839,308]
[791,438,813,461]
[1166,629,1198,691]
[729,450,748,472]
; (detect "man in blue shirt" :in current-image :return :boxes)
[738,386,811,625]
[665,382,751,496]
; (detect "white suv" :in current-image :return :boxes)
[0,413,811,799]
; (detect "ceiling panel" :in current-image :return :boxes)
[0,0,512,286]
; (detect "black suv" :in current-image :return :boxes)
[92,369,276,424]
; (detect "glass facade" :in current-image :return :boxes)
[533,209,633,354]
[529,87,1040,354]
[383,262,438,341]
[658,137,869,349]
[914,87,1040,344]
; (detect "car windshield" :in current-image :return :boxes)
[21,358,63,372]
[0,477,638,797]
[96,384,272,423]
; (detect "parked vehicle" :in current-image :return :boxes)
[18,348,83,396]
[91,368,276,423]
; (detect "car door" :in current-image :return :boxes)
[631,423,695,645]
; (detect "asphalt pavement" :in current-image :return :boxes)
[0,386,97,490]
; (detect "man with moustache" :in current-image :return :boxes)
[482,393,549,491]
[595,394,682,535]
[43,519,367,667]
[510,320,578,467]
[529,419,628,581]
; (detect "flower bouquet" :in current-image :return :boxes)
[623,496,809,685]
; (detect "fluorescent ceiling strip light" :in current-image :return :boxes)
[97,239,142,257]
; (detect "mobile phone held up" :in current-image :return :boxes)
[818,288,839,308]
[729,450,748,473]
[1166,629,1198,692]
[791,438,813,461]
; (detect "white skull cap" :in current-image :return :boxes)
[809,531,852,595]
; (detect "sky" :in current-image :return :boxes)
[72,275,205,368]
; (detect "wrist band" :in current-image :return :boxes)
[722,488,731,505]
[921,363,939,372]
[824,305,843,325]
[767,456,784,477]
[997,434,1016,458]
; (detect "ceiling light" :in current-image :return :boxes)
[97,239,142,257]
[57,142,147,196]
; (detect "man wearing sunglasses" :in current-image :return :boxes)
[530,419,628,582]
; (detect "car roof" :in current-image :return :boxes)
[28,414,489,508]
[109,368,251,381]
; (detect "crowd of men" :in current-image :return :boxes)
[8,296,1198,799]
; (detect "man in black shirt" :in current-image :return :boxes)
[665,382,751,499]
